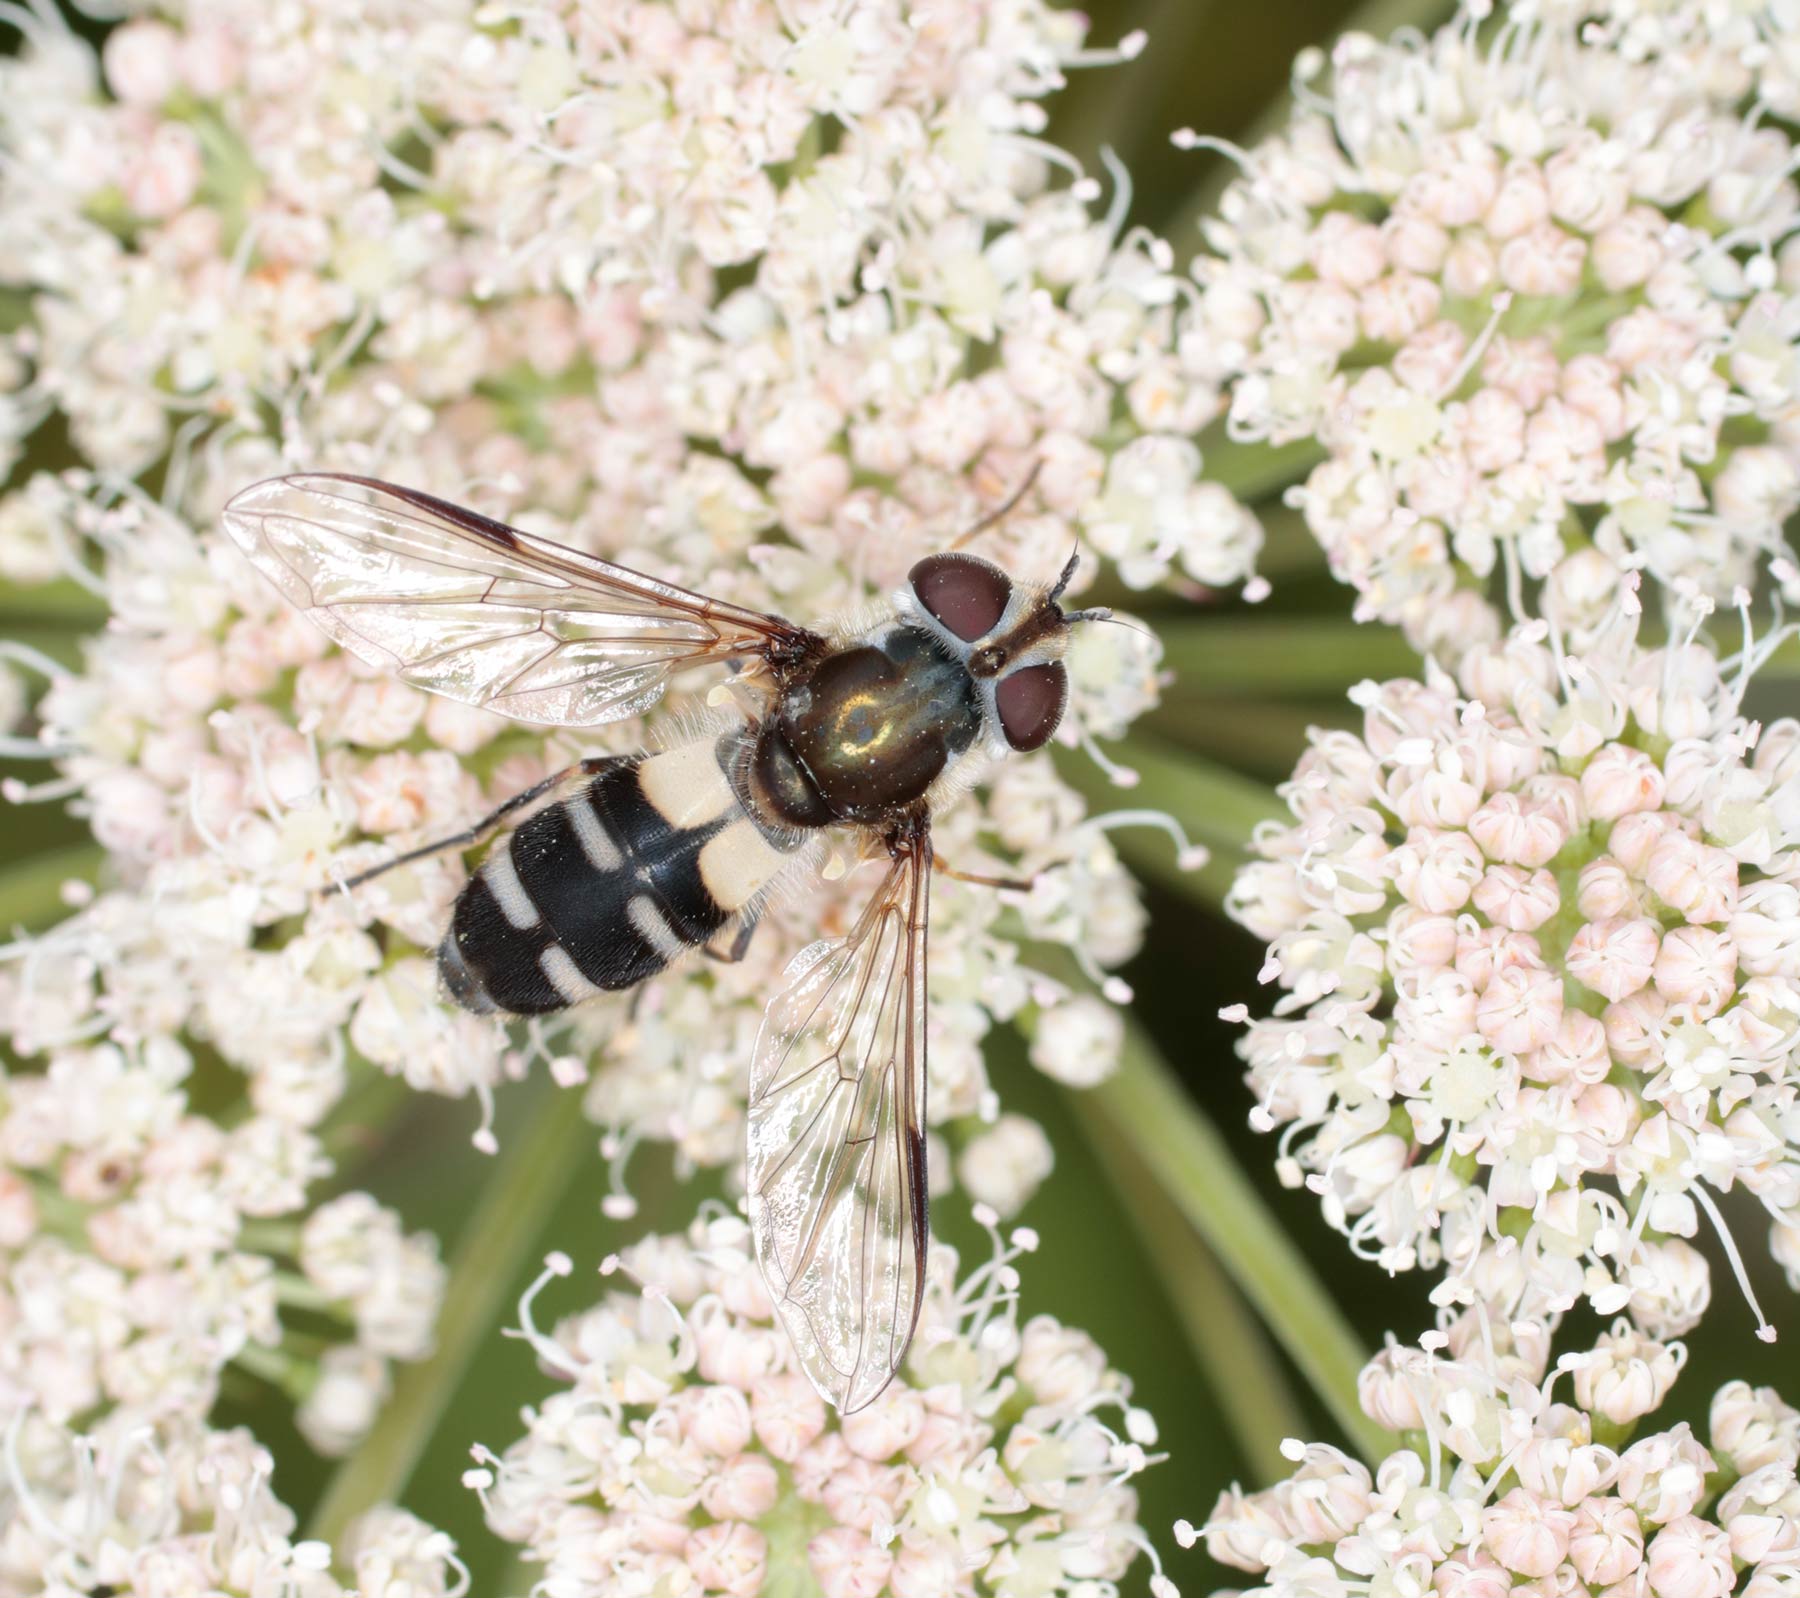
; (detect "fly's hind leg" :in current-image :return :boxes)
[337,754,615,891]
[701,911,760,966]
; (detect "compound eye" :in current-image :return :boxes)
[995,662,1067,752]
[909,553,1011,643]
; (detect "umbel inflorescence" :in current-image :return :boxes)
[1185,2,1800,658]
[1229,597,1800,1337]
[1204,1314,1800,1598]
[0,0,1230,1591]
[471,1213,1173,1598]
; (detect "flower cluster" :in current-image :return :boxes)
[1229,601,1800,1334]
[1201,1315,1800,1598]
[470,1211,1169,1598]
[0,1406,465,1597]
[1187,8,1800,655]
[1533,0,1800,121]
[0,0,1191,1208]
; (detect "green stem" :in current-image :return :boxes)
[1164,0,1460,252]
[1159,616,1421,695]
[0,843,103,931]
[304,1078,593,1548]
[1095,1021,1390,1465]
[1079,1090,1306,1483]
[1057,735,1284,912]
[234,1339,316,1403]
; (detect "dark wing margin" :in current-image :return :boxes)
[747,822,932,1413]
[219,473,820,728]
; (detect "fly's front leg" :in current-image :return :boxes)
[337,754,615,890]
[931,854,1037,894]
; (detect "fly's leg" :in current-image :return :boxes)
[337,755,614,890]
[701,913,760,966]
[932,855,1036,894]
[950,459,1043,551]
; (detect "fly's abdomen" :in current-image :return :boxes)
[439,735,801,1016]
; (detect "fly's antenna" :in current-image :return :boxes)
[950,459,1043,550]
[1049,545,1081,602]
[1084,610,1156,639]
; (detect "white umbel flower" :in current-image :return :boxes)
[1187,2,1800,654]
[1199,1319,1795,1598]
[1231,598,1800,1335]
[470,1213,1170,1598]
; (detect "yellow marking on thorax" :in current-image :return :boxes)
[698,818,790,913]
[638,739,737,831]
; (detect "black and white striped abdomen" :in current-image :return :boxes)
[439,735,801,1016]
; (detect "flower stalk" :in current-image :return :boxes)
[306,1076,593,1548]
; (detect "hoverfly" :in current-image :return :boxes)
[221,473,1106,1411]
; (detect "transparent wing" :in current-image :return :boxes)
[747,824,932,1413]
[220,473,819,727]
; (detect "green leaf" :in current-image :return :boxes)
[1093,1019,1391,1465]
[1159,616,1420,696]
[304,1076,594,1549]
[1077,1086,1306,1483]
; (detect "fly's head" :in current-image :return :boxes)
[899,547,1109,755]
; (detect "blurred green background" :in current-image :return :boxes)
[7,1,1800,1594]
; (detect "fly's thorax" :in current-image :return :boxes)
[748,625,984,829]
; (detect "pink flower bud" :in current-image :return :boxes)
[1523,1008,1610,1086]
[808,1527,892,1598]
[1385,214,1450,274]
[1484,335,1561,410]
[1652,926,1737,1017]
[685,1521,767,1598]
[676,1383,754,1457]
[819,1457,908,1533]
[1463,387,1528,473]
[840,1384,925,1461]
[1582,747,1667,820]
[1591,211,1665,291]
[1311,212,1388,288]
[1571,1498,1646,1585]
[104,19,183,105]
[1718,1465,1800,1565]
[1645,835,1739,925]
[1579,858,1644,920]
[1388,907,1461,971]
[700,1453,781,1522]
[1477,963,1564,1053]
[1646,1515,1734,1598]
[122,122,203,220]
[1605,989,1668,1070]
[1470,793,1568,867]
[1444,234,1500,299]
[1483,1487,1575,1577]
[750,1372,827,1462]
[1473,865,1560,931]
[1612,814,1688,878]
[1709,1382,1800,1475]
[1567,917,1662,1002]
